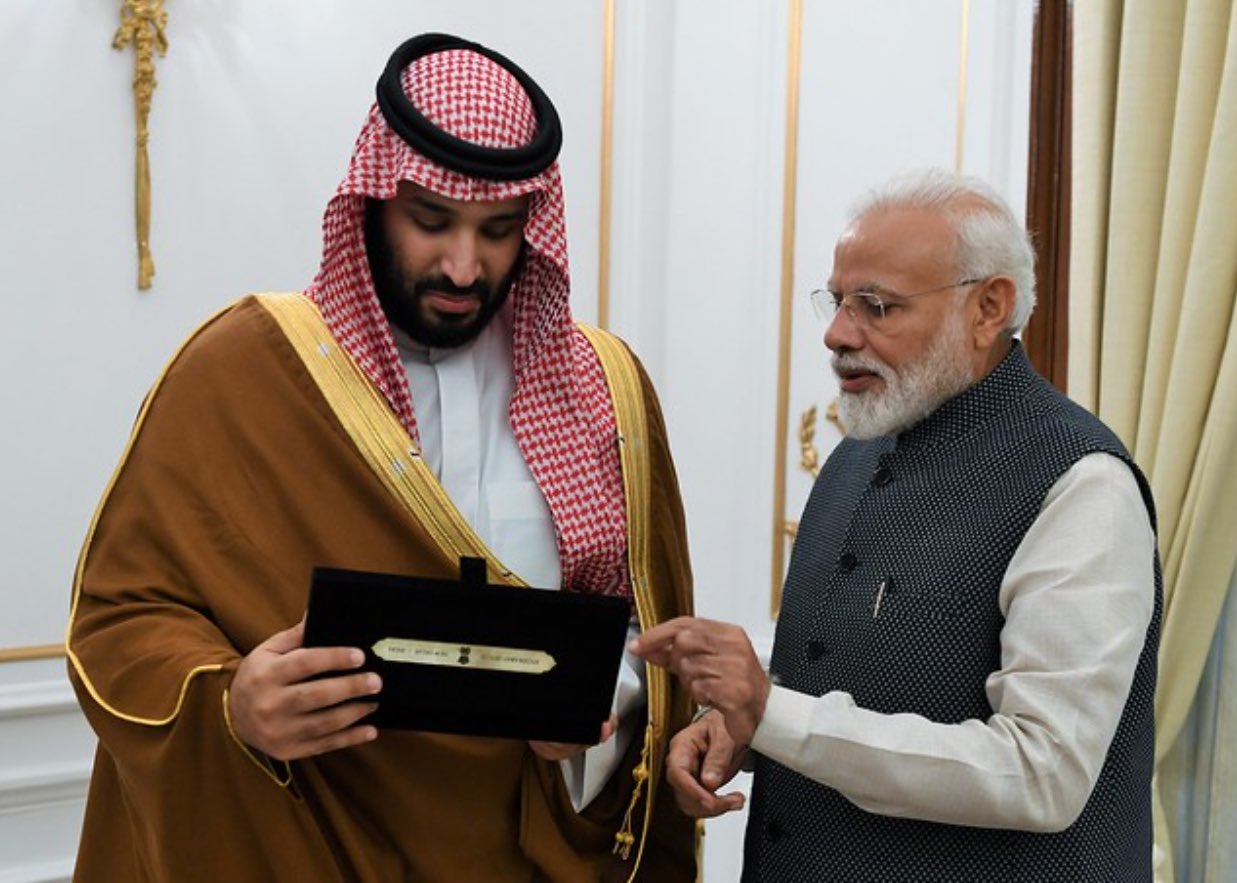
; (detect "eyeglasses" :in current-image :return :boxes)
[810,277,985,331]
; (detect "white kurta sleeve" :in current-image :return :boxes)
[750,453,1156,831]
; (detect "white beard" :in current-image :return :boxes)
[835,314,976,440]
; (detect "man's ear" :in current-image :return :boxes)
[971,276,1017,349]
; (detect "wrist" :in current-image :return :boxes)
[691,705,717,724]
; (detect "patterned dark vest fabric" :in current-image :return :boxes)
[742,343,1161,883]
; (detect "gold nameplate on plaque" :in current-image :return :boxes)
[306,565,628,740]
[372,638,557,674]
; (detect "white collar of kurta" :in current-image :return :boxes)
[384,306,630,812]
[387,297,514,365]
[386,305,562,593]
[389,322,476,365]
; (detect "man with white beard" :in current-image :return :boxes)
[632,169,1161,881]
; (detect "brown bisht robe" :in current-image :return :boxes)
[67,294,697,882]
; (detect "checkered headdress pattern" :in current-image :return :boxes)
[305,44,629,599]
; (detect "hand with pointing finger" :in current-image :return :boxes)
[630,615,770,750]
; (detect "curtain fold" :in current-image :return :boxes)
[1069,0,1121,407]
[1163,576,1237,882]
[1070,1,1237,879]
[1096,1,1182,442]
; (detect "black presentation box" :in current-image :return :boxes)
[303,560,630,744]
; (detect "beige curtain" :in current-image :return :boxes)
[1071,1,1237,879]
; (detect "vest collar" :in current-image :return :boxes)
[892,340,1037,458]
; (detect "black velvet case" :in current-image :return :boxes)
[303,559,630,744]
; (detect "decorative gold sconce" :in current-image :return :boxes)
[782,399,844,542]
[113,0,168,290]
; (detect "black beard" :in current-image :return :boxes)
[364,198,521,349]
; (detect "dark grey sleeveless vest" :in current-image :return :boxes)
[743,343,1161,883]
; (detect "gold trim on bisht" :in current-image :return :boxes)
[113,0,168,290]
[256,293,523,588]
[64,292,521,750]
[67,302,236,725]
[575,323,664,883]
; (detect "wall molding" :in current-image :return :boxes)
[0,646,65,665]
[0,762,91,815]
[0,675,89,883]
[0,678,90,813]
[607,0,675,379]
[0,680,78,721]
[0,860,73,883]
[768,0,804,617]
[596,0,616,329]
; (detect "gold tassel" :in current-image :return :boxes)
[613,723,653,860]
[113,0,168,290]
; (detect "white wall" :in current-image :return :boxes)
[0,1,1032,878]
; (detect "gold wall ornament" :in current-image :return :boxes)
[797,399,845,479]
[779,399,844,585]
[798,405,821,478]
[113,0,168,290]
[825,398,844,434]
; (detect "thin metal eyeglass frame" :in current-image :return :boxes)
[809,277,986,327]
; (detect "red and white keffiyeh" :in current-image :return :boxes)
[305,45,629,599]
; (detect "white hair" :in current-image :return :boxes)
[847,168,1037,334]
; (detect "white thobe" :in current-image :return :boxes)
[393,308,643,811]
